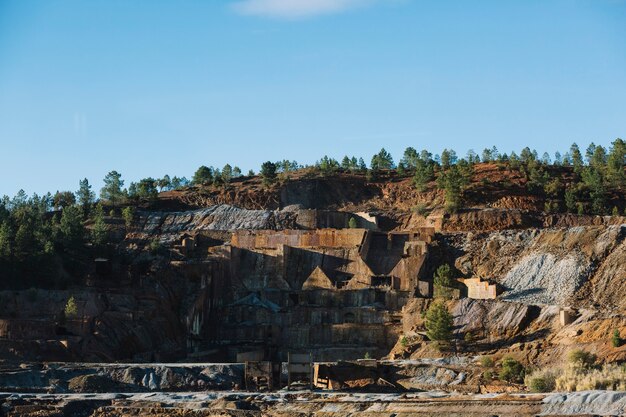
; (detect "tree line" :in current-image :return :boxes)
[246,139,625,215]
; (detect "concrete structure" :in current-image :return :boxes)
[458,277,500,300]
[559,308,578,326]
[187,228,434,361]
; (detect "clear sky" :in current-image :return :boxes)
[1,0,625,197]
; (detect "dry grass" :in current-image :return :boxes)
[525,364,626,392]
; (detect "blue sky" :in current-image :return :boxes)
[0,0,625,197]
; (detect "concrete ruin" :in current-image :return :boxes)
[458,277,500,300]
[190,228,436,361]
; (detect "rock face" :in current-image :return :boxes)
[453,298,538,339]
[451,225,626,306]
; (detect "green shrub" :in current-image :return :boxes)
[482,370,493,380]
[612,329,622,348]
[568,349,597,369]
[149,238,162,255]
[528,375,555,392]
[412,203,429,217]
[499,356,525,383]
[480,356,494,368]
[64,296,78,318]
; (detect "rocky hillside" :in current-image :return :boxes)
[0,166,624,386]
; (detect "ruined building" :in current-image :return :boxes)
[185,227,435,361]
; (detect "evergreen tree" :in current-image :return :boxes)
[424,301,453,342]
[91,203,108,246]
[0,221,11,259]
[585,143,597,165]
[564,187,577,213]
[192,166,213,185]
[76,178,95,215]
[413,160,435,191]
[136,178,158,199]
[100,171,125,204]
[371,148,394,170]
[341,156,351,170]
[433,264,454,299]
[441,149,457,169]
[401,147,419,169]
[554,151,562,166]
[53,191,76,210]
[612,329,622,348]
[157,175,171,191]
[570,143,584,174]
[520,147,536,164]
[591,145,607,169]
[260,161,278,186]
[64,296,78,318]
[582,168,607,215]
[122,206,135,229]
[481,148,493,163]
[466,149,479,164]
[318,156,339,175]
[607,138,626,188]
[437,165,467,213]
[59,205,84,247]
[222,164,233,183]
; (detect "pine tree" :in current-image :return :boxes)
[76,178,95,216]
[612,329,622,348]
[59,205,84,247]
[437,165,466,213]
[100,171,125,204]
[192,166,214,185]
[64,296,78,318]
[260,161,278,186]
[91,204,108,247]
[607,138,626,188]
[433,264,454,299]
[424,301,453,342]
[122,206,135,229]
[570,143,584,174]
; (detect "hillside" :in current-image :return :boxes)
[0,162,625,398]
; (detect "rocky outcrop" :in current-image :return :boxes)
[450,225,626,306]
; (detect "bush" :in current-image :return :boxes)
[64,296,78,318]
[149,238,162,255]
[499,356,525,383]
[480,356,494,368]
[412,203,429,217]
[612,329,622,348]
[527,375,556,392]
[568,349,597,369]
[555,363,626,391]
[482,370,493,380]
